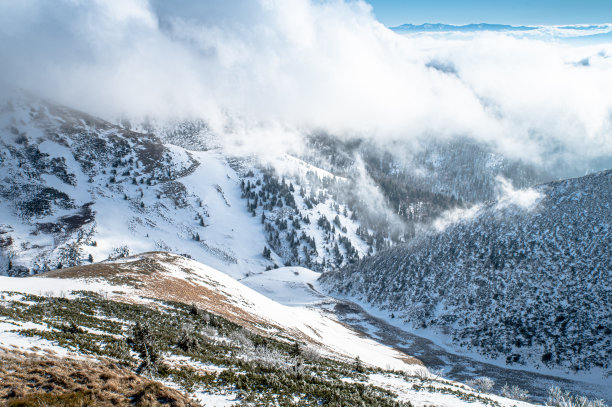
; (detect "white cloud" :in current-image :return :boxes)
[495,176,543,210]
[432,204,483,232]
[0,0,611,172]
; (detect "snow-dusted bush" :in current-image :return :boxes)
[228,328,252,349]
[289,359,306,377]
[241,346,289,370]
[200,326,218,343]
[301,345,321,362]
[104,340,130,360]
[414,367,431,382]
[467,376,495,393]
[546,386,608,407]
[177,325,200,352]
[353,356,364,373]
[127,321,160,375]
[501,383,530,401]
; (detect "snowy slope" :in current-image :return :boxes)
[0,252,418,371]
[0,92,272,279]
[241,266,325,307]
[0,252,545,407]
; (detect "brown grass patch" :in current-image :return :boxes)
[39,252,284,335]
[0,350,199,407]
[40,253,170,289]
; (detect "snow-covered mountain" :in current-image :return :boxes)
[0,91,276,278]
[2,91,543,276]
[321,170,611,377]
[1,91,399,276]
[303,134,547,204]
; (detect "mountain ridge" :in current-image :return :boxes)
[391,23,538,32]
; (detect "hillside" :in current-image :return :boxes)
[2,92,545,277]
[0,91,277,278]
[321,170,611,376]
[0,252,544,407]
[0,91,423,277]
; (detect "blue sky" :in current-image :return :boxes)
[365,0,612,27]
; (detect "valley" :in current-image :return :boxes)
[0,91,609,405]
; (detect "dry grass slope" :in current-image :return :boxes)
[0,350,200,407]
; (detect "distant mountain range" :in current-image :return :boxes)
[391,23,538,32]
[390,23,612,42]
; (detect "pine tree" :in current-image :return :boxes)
[291,341,301,357]
[354,356,364,373]
[263,246,271,260]
[128,322,160,374]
